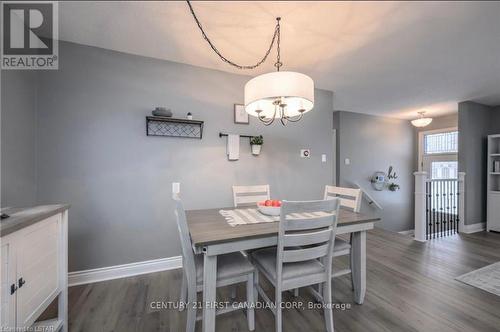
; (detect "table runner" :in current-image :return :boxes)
[219,208,332,227]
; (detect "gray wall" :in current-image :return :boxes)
[458,101,500,225]
[35,42,335,272]
[334,111,416,232]
[1,71,38,207]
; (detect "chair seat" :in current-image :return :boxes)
[251,248,325,281]
[333,238,351,252]
[195,252,254,284]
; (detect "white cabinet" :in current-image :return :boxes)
[1,241,17,327]
[0,208,68,331]
[487,135,500,232]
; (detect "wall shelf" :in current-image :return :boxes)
[146,116,204,139]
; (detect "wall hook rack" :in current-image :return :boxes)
[219,132,256,139]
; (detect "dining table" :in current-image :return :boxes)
[185,206,380,332]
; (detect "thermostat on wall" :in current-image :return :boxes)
[300,149,310,158]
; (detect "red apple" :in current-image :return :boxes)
[265,200,272,206]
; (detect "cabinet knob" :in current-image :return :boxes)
[18,277,26,288]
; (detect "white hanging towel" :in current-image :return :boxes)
[227,134,240,161]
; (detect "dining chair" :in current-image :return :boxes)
[324,185,362,287]
[173,194,257,332]
[232,184,270,207]
[232,184,271,298]
[251,198,341,332]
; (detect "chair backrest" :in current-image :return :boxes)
[324,185,362,212]
[173,194,196,287]
[232,184,270,207]
[276,199,340,283]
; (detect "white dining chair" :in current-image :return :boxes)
[231,184,271,298]
[232,184,270,207]
[251,198,340,332]
[324,185,362,287]
[173,195,257,332]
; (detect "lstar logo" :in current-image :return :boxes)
[1,1,58,69]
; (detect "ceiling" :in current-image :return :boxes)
[58,1,500,119]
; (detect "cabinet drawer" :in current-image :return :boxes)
[16,214,61,328]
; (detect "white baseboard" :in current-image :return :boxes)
[460,222,486,234]
[398,229,415,236]
[68,256,182,287]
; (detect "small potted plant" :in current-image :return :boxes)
[250,135,263,155]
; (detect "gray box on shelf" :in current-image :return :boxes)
[152,107,172,117]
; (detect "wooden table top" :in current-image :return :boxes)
[186,207,379,247]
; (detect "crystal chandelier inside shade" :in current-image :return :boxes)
[244,71,314,119]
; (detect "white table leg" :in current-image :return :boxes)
[59,210,69,332]
[202,253,217,332]
[351,230,366,304]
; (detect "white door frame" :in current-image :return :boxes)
[333,129,337,185]
[417,127,458,172]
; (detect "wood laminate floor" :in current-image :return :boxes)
[64,229,500,332]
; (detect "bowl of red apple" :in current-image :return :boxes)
[257,199,282,216]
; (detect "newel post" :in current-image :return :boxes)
[414,172,427,242]
[458,172,466,232]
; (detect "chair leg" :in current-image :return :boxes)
[350,251,355,291]
[253,271,259,303]
[179,270,187,311]
[349,233,355,291]
[322,280,334,332]
[186,288,197,332]
[318,283,323,296]
[275,288,282,332]
[246,273,255,331]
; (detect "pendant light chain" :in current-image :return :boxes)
[187,0,281,70]
[274,18,282,71]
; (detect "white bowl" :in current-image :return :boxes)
[257,204,281,216]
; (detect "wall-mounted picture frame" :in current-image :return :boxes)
[234,104,249,124]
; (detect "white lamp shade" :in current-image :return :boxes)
[411,117,433,127]
[244,71,314,118]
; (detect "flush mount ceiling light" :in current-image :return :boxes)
[411,111,433,127]
[187,1,314,126]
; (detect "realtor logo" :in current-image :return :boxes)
[1,1,58,69]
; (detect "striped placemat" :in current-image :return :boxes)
[219,208,332,227]
[220,208,278,226]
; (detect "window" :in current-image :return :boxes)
[419,127,458,176]
[431,161,458,179]
[424,131,458,155]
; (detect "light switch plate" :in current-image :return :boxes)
[322,154,327,162]
[300,149,311,158]
[172,182,180,194]
[345,158,351,165]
